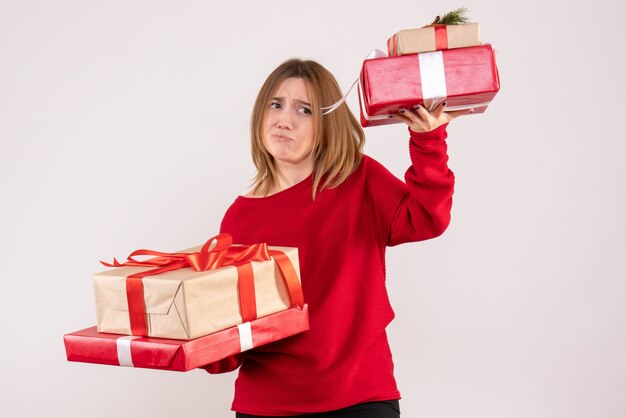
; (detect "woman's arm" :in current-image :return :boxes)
[382,102,469,246]
[201,353,244,374]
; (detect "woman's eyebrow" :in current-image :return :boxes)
[271,97,311,107]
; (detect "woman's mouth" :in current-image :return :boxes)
[273,134,293,142]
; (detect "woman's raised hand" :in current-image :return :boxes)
[391,102,471,133]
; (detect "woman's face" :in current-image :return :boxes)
[262,77,315,171]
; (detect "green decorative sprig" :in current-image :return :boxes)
[432,6,470,25]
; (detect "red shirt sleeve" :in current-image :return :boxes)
[390,124,454,245]
[363,124,454,247]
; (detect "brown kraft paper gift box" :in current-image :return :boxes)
[94,239,302,340]
[388,23,481,56]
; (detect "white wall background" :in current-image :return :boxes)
[1,1,625,417]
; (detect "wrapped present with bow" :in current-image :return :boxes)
[63,304,309,372]
[357,44,500,127]
[387,7,482,56]
[93,233,304,340]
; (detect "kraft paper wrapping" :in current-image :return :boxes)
[93,245,301,340]
[389,23,481,56]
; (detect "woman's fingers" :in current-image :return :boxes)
[392,109,427,131]
[392,102,472,132]
[390,112,410,123]
[445,108,473,120]
[433,101,446,118]
[400,108,421,122]
[413,104,443,131]
[414,104,432,121]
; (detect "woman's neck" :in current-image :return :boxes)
[271,160,313,194]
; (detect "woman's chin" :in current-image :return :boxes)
[273,156,297,165]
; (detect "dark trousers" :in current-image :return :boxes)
[236,400,400,418]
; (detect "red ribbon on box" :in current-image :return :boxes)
[101,233,304,337]
[433,25,448,50]
[387,35,397,57]
[387,24,449,56]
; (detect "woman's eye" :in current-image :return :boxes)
[270,102,281,109]
[299,107,312,115]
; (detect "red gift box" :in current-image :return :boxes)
[358,44,500,127]
[64,305,308,372]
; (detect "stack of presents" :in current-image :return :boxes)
[63,10,499,373]
[358,8,500,127]
[63,234,309,371]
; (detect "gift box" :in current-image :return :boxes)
[387,23,481,56]
[358,44,500,127]
[94,233,304,340]
[64,305,309,372]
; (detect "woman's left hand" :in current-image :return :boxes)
[391,101,471,133]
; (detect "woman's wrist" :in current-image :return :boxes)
[409,123,448,140]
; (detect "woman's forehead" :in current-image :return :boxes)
[272,77,314,101]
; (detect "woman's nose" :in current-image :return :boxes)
[276,111,293,129]
[277,120,290,129]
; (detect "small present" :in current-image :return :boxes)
[64,305,309,372]
[94,233,304,339]
[388,7,481,55]
[387,23,481,56]
[358,44,500,127]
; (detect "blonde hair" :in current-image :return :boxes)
[250,59,365,199]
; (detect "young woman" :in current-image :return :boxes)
[209,58,467,417]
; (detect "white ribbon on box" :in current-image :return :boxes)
[116,336,140,367]
[237,322,254,352]
[419,51,447,111]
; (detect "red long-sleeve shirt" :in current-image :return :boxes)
[218,125,454,415]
